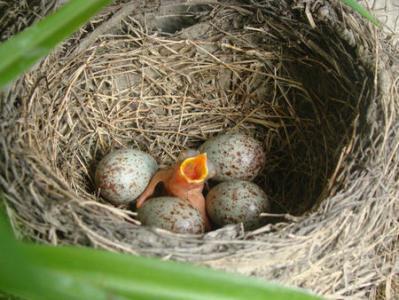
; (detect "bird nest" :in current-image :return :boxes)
[1,0,398,298]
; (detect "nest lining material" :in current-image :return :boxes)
[1,0,398,298]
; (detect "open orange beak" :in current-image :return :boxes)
[179,153,208,184]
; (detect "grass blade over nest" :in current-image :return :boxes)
[0,0,111,88]
[0,210,321,300]
[25,245,323,300]
[341,0,380,26]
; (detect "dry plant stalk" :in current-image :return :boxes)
[0,0,398,299]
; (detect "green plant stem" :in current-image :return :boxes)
[341,0,380,26]
[0,0,111,88]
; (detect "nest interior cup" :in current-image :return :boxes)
[1,0,398,298]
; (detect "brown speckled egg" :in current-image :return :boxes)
[199,132,265,181]
[138,197,204,234]
[95,149,158,204]
[206,180,269,230]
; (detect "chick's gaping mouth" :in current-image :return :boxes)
[180,153,208,183]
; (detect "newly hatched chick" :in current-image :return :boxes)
[135,150,215,230]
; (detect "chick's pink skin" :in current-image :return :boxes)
[136,152,213,231]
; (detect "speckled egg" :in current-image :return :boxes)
[138,197,204,234]
[199,132,265,181]
[95,149,158,204]
[206,180,270,230]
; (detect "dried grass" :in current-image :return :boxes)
[1,0,398,299]
[0,0,58,42]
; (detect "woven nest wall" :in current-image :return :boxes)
[1,0,398,298]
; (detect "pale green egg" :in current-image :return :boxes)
[206,180,270,230]
[95,149,158,204]
[199,132,265,181]
[138,197,205,234]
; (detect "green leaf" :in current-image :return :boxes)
[0,207,38,300]
[341,0,380,26]
[0,201,112,300]
[0,0,111,88]
[19,244,321,300]
[0,208,321,300]
[28,245,322,300]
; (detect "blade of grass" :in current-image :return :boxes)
[0,208,321,300]
[0,0,111,88]
[0,204,106,300]
[341,0,380,26]
[24,244,321,300]
[0,199,132,300]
